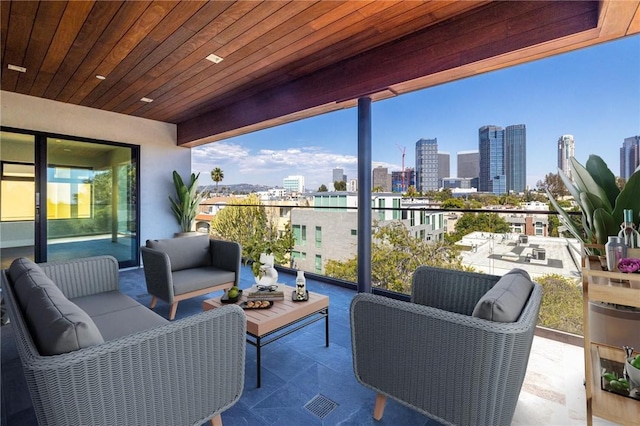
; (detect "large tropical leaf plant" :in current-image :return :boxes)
[546,155,640,253]
[169,171,204,233]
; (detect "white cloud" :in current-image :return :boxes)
[192,142,401,189]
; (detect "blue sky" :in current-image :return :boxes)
[192,34,640,191]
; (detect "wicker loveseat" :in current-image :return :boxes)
[350,266,542,426]
[1,255,245,426]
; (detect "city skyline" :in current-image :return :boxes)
[191,35,639,191]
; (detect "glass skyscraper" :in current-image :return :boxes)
[620,136,640,180]
[415,138,438,192]
[557,134,575,181]
[457,150,480,179]
[478,125,505,194]
[505,124,526,193]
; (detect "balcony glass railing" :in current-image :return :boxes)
[208,203,584,337]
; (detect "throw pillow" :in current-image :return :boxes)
[146,235,211,271]
[7,257,43,310]
[471,268,534,322]
[25,284,104,355]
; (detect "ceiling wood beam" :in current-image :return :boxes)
[178,1,600,146]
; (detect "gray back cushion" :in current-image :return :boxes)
[472,268,534,322]
[8,257,43,310]
[8,257,104,355]
[146,235,211,271]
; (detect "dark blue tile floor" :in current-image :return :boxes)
[2,265,437,426]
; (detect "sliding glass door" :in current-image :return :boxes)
[46,137,138,266]
[0,131,35,269]
[0,129,139,268]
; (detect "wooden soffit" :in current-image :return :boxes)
[1,1,638,147]
[178,0,638,146]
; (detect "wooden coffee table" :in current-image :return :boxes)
[203,286,329,388]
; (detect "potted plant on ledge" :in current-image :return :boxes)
[546,155,640,349]
[169,170,204,237]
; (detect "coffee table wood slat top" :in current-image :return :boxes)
[203,286,329,336]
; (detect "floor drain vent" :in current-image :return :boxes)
[304,394,338,419]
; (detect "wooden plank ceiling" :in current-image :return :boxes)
[1,1,638,147]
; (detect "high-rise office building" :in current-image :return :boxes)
[372,166,391,192]
[620,136,640,180]
[392,168,415,192]
[283,175,305,193]
[438,152,450,186]
[478,125,506,194]
[415,138,438,192]
[457,150,480,179]
[505,124,526,193]
[557,135,575,180]
[332,168,346,184]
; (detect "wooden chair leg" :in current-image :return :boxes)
[169,302,178,320]
[373,393,386,420]
[149,296,157,309]
[210,414,222,426]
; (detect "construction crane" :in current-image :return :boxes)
[396,144,406,192]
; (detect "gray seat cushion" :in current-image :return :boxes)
[73,291,168,340]
[146,235,211,271]
[472,268,534,323]
[172,267,235,295]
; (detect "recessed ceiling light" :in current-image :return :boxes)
[96,75,106,80]
[205,54,224,64]
[8,64,26,73]
[140,97,154,103]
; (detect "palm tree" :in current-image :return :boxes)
[211,167,224,195]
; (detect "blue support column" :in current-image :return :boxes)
[357,97,372,293]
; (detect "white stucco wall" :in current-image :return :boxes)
[0,90,190,251]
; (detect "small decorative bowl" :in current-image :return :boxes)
[626,358,640,387]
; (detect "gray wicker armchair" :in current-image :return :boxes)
[350,266,542,426]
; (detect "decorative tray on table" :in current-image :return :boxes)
[220,289,242,304]
[292,290,309,302]
[240,300,273,309]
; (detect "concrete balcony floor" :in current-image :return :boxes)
[1,266,618,426]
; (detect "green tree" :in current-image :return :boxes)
[450,212,510,241]
[441,198,463,209]
[433,188,453,202]
[318,184,328,192]
[209,194,294,275]
[209,194,265,253]
[372,185,384,193]
[536,172,569,199]
[324,257,358,282]
[405,185,418,197]
[498,194,521,206]
[334,180,347,191]
[210,167,224,194]
[536,274,583,335]
[325,221,471,293]
[548,214,561,237]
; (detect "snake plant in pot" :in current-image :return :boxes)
[546,155,640,253]
[169,171,204,235]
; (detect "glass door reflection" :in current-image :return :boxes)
[46,138,138,267]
